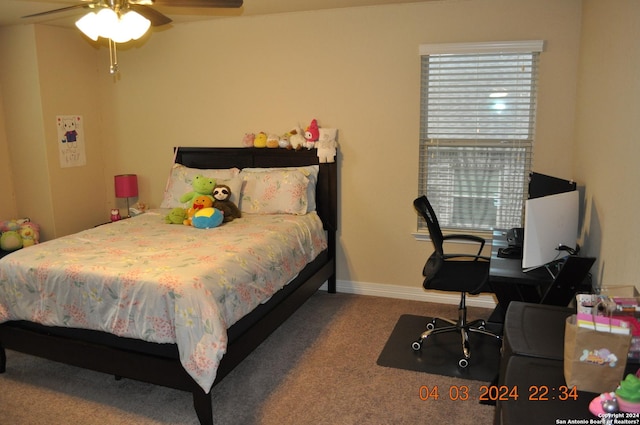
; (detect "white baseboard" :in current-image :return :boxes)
[320,280,498,310]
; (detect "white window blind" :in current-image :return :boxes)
[418,41,543,232]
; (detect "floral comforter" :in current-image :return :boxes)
[0,210,327,392]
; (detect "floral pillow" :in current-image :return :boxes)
[239,169,310,215]
[240,165,318,212]
[160,163,241,208]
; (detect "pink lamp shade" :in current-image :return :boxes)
[114,174,138,198]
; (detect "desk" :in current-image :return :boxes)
[489,230,553,321]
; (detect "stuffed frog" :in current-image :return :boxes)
[179,174,215,208]
[165,208,188,224]
[1,230,22,251]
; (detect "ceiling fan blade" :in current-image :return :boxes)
[22,4,91,19]
[151,0,243,8]
[129,4,173,26]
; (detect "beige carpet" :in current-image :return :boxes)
[0,292,497,425]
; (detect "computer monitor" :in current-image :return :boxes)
[522,190,579,271]
[529,172,576,199]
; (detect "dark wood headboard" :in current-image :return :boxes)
[174,147,338,233]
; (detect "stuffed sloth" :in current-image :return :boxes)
[212,184,242,223]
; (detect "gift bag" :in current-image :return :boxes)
[564,314,632,393]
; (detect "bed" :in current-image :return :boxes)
[0,147,338,425]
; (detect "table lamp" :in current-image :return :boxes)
[114,174,138,218]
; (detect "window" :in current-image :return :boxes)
[418,41,544,233]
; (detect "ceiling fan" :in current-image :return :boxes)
[23,0,243,74]
[23,0,244,27]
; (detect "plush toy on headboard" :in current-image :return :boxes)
[242,133,255,148]
[316,128,338,163]
[289,127,306,151]
[253,132,268,148]
[266,134,280,149]
[304,119,320,149]
[179,174,215,208]
[213,184,241,223]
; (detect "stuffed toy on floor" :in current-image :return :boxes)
[0,218,40,251]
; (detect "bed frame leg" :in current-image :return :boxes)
[0,345,6,373]
[192,389,213,425]
[327,275,337,293]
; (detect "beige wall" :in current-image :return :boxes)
[573,0,640,286]
[0,0,635,293]
[0,83,16,220]
[100,0,583,292]
[0,25,106,240]
[0,25,55,238]
[34,25,107,236]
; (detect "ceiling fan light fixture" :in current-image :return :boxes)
[75,7,150,43]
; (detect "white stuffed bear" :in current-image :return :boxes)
[316,128,338,163]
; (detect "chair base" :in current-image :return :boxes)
[411,293,502,368]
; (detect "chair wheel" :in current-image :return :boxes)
[458,358,469,368]
[411,340,423,351]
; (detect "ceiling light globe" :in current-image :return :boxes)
[75,12,100,41]
[95,8,119,39]
[110,19,133,43]
[120,11,151,41]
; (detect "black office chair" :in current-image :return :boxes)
[412,195,501,368]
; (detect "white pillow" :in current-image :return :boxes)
[239,169,310,215]
[160,163,241,208]
[240,165,318,212]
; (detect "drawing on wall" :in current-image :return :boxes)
[57,115,87,168]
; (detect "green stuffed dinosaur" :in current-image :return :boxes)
[179,174,216,208]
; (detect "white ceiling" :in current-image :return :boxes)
[0,0,437,28]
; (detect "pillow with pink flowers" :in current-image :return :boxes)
[240,165,318,212]
[239,169,310,215]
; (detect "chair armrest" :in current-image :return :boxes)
[442,253,491,262]
[442,234,486,257]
